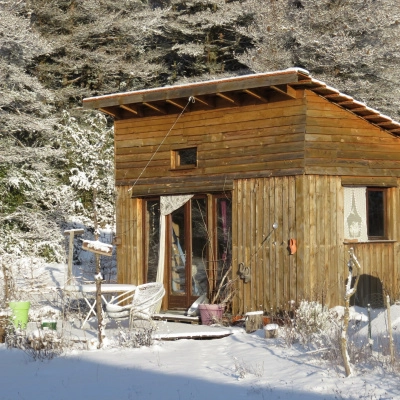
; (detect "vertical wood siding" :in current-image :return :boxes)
[115,186,141,285]
[118,178,400,313]
[232,175,400,315]
[233,176,300,314]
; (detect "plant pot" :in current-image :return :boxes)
[41,321,57,330]
[263,316,271,326]
[198,304,225,325]
[9,301,30,329]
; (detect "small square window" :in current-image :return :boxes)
[172,147,197,169]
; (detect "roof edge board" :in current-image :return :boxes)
[83,69,303,110]
[83,68,400,137]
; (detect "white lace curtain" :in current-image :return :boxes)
[156,195,193,284]
[344,187,368,242]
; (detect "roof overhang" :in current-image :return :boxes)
[83,68,400,136]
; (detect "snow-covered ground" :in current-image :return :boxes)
[1,325,399,400]
[1,261,400,400]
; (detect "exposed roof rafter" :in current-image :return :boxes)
[193,96,211,107]
[120,104,138,115]
[99,107,121,118]
[166,99,186,110]
[143,102,166,114]
[216,92,240,105]
[270,84,297,98]
[243,89,268,103]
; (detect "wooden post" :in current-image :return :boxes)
[386,295,395,365]
[245,311,263,333]
[63,229,84,284]
[92,188,104,349]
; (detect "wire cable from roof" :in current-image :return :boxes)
[128,96,195,193]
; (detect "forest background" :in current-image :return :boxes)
[1,0,400,274]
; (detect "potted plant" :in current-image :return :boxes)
[198,264,237,325]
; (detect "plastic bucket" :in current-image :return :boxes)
[9,301,30,329]
[198,304,224,325]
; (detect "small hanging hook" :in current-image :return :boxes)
[238,262,251,283]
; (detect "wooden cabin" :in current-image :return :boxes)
[83,68,400,314]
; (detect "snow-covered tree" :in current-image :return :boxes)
[239,0,400,118]
[0,4,69,262]
[59,110,114,227]
[2,0,400,268]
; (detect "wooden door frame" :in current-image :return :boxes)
[142,193,231,311]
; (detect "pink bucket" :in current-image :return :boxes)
[198,304,224,325]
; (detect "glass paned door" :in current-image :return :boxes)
[191,198,208,297]
[216,197,232,282]
[144,194,232,311]
[169,197,208,309]
[170,205,186,295]
[145,200,160,283]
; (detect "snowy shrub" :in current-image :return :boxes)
[113,325,155,348]
[6,325,68,361]
[294,300,336,346]
[280,319,297,348]
[233,357,264,380]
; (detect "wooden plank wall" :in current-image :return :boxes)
[114,98,307,196]
[343,242,396,307]
[233,175,345,315]
[116,178,400,312]
[115,186,142,285]
[303,90,400,306]
[305,90,400,177]
[295,175,345,307]
[232,174,400,315]
[233,176,298,314]
[113,89,400,312]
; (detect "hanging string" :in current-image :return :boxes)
[128,96,195,192]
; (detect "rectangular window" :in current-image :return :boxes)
[367,188,385,239]
[344,186,387,241]
[171,147,197,169]
[144,200,160,282]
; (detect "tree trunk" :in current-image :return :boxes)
[341,296,352,377]
[341,248,361,377]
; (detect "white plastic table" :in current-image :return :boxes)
[64,284,136,328]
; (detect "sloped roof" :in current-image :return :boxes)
[83,68,400,136]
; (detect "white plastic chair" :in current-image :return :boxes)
[106,282,165,329]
